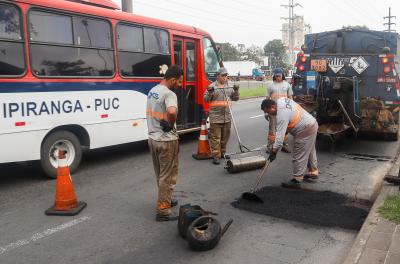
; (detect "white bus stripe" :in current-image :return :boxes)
[0,216,90,255]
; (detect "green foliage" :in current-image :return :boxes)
[242,45,264,65]
[378,195,400,224]
[263,39,290,71]
[216,42,241,61]
[342,25,369,30]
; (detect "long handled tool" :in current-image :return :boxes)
[220,86,250,153]
[217,85,267,173]
[241,160,271,203]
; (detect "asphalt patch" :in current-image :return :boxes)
[232,187,369,230]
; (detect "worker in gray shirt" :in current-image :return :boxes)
[147,65,183,221]
[204,67,239,165]
[261,97,319,189]
[266,68,293,153]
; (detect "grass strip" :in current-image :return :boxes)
[240,86,267,99]
[378,195,400,224]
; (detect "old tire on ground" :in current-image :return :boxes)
[186,216,221,251]
[40,130,82,179]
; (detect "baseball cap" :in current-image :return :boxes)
[217,67,228,76]
[273,68,284,76]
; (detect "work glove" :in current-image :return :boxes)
[233,84,239,91]
[160,120,173,132]
[268,150,277,162]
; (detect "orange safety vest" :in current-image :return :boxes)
[209,100,231,107]
[287,104,302,130]
[146,108,167,120]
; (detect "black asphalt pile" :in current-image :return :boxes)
[232,187,369,230]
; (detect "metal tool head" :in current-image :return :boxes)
[241,192,264,203]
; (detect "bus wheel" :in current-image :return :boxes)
[40,131,82,179]
[388,132,399,141]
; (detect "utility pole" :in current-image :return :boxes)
[281,0,302,65]
[121,0,133,13]
[383,7,396,32]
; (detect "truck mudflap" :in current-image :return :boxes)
[359,98,399,139]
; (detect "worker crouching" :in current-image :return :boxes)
[204,67,239,165]
[261,98,319,188]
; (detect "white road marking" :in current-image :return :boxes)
[0,216,91,255]
[250,114,264,119]
[235,98,264,105]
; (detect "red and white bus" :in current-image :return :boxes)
[0,0,221,177]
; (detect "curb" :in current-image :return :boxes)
[342,142,400,264]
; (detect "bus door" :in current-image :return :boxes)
[173,37,198,130]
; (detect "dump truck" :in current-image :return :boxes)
[292,28,400,142]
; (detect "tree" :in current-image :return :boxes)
[242,45,264,65]
[263,39,289,71]
[216,42,241,61]
[342,25,369,30]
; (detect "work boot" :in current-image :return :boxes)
[281,145,291,153]
[265,145,272,154]
[156,213,179,222]
[171,199,178,207]
[212,158,220,165]
[304,174,318,182]
[281,178,302,189]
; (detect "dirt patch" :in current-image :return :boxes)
[232,187,370,230]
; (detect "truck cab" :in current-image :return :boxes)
[293,28,400,140]
[252,68,265,81]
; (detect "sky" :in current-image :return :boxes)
[115,0,400,47]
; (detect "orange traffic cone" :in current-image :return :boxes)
[45,149,86,216]
[192,120,212,160]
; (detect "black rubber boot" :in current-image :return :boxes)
[281,179,302,189]
[304,175,318,182]
[281,145,291,153]
[212,158,220,165]
[156,213,179,222]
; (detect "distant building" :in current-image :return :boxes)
[281,15,312,51]
[281,15,312,66]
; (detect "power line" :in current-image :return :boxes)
[167,0,277,29]
[383,7,396,32]
[134,1,278,31]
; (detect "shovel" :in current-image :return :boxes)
[241,160,271,203]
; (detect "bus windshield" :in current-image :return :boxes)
[203,37,219,80]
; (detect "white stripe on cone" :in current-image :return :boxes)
[58,158,68,168]
[199,135,208,140]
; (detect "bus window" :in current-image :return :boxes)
[144,28,170,54]
[0,3,25,76]
[29,11,73,44]
[186,42,195,81]
[203,38,219,80]
[29,10,114,77]
[117,24,144,52]
[73,17,111,48]
[117,24,171,78]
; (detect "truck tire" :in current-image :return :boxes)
[40,130,82,179]
[388,132,398,141]
[186,216,221,251]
